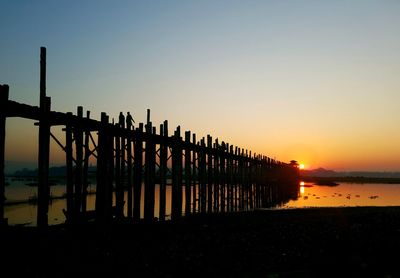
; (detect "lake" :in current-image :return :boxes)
[4,177,400,226]
[282,181,400,208]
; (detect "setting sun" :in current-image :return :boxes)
[299,164,305,169]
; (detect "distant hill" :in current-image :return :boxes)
[11,166,97,177]
[302,168,400,178]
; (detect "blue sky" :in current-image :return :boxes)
[1,1,400,170]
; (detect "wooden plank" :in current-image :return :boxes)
[0,85,9,225]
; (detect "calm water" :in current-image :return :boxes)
[282,181,400,208]
[4,177,400,226]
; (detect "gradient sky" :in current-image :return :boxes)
[1,1,400,171]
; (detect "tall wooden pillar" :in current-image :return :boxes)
[192,133,197,213]
[159,121,168,221]
[126,112,134,218]
[144,121,156,222]
[133,123,143,221]
[206,135,213,213]
[74,106,84,221]
[0,85,9,225]
[82,111,90,214]
[171,127,182,220]
[213,139,219,212]
[37,47,50,227]
[115,112,125,218]
[65,113,74,221]
[184,131,192,216]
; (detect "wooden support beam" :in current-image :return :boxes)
[171,126,182,220]
[95,113,108,223]
[229,145,234,212]
[213,139,219,212]
[144,121,155,222]
[65,114,74,222]
[133,123,144,221]
[220,142,226,213]
[37,46,50,228]
[0,85,9,225]
[184,131,192,216]
[200,138,206,213]
[159,121,168,221]
[126,112,133,218]
[234,147,238,211]
[192,133,197,213]
[115,112,125,218]
[74,106,84,221]
[207,135,213,213]
[82,111,90,215]
[37,97,51,227]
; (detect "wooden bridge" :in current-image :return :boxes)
[0,47,300,227]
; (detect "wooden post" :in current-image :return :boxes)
[65,114,74,222]
[213,139,219,212]
[133,123,144,221]
[239,149,244,210]
[234,147,238,211]
[207,135,213,213]
[159,121,168,221]
[184,131,192,216]
[171,126,182,220]
[82,111,90,215]
[74,106,84,221]
[199,138,206,213]
[115,112,125,218]
[249,151,254,210]
[220,142,226,213]
[0,85,9,225]
[192,133,197,213]
[228,145,234,212]
[95,113,107,223]
[38,90,51,228]
[37,46,50,227]
[144,121,155,222]
[126,112,134,218]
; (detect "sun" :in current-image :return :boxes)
[299,164,305,170]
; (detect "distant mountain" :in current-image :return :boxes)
[301,168,400,178]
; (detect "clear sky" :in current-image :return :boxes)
[1,0,400,171]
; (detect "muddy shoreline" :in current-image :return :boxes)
[1,207,400,277]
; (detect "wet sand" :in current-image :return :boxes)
[2,207,400,277]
